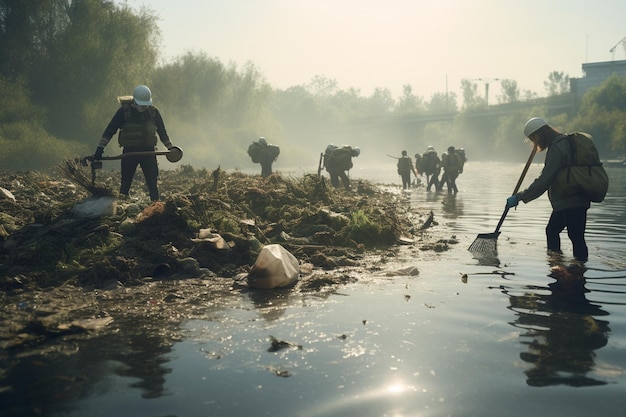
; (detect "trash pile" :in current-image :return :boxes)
[0,164,438,291]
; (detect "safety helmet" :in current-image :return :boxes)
[427,145,435,151]
[133,85,152,106]
[258,137,267,145]
[352,147,361,157]
[523,117,547,137]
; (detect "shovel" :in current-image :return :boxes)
[468,144,537,252]
[81,146,183,185]
[97,146,184,163]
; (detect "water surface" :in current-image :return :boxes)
[3,161,626,417]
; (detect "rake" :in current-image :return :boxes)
[468,144,538,253]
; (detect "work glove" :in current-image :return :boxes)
[94,146,104,160]
[506,195,519,209]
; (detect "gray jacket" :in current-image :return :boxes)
[518,133,591,212]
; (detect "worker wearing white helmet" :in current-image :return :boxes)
[505,117,603,262]
[94,85,177,201]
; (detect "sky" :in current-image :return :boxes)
[123,0,626,102]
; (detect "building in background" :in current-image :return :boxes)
[570,60,626,99]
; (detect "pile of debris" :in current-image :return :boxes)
[0,164,439,291]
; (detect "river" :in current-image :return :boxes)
[2,160,626,417]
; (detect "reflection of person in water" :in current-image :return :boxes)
[504,261,610,387]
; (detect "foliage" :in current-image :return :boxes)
[544,71,570,96]
[569,75,626,156]
[2,1,626,168]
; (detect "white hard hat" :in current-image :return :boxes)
[258,137,267,145]
[133,85,152,106]
[523,117,547,137]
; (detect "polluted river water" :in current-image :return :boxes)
[2,160,626,417]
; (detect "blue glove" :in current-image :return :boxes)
[506,195,519,209]
[94,146,104,160]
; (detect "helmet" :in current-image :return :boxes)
[133,85,152,106]
[524,117,547,137]
[258,137,267,145]
[427,145,435,151]
[352,147,361,157]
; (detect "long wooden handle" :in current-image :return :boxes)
[99,150,171,160]
[494,144,538,234]
[512,144,538,195]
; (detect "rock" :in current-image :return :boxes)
[247,244,300,289]
[0,187,16,202]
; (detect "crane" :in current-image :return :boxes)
[609,36,626,60]
[472,78,500,106]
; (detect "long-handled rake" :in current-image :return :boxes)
[468,144,538,253]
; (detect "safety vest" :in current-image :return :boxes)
[117,97,158,148]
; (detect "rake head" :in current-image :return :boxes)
[468,231,500,253]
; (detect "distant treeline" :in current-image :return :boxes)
[1,0,625,171]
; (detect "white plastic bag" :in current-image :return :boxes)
[247,244,299,289]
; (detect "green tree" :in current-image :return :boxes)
[460,79,482,109]
[395,84,424,115]
[427,92,457,114]
[33,0,160,142]
[0,0,69,80]
[569,74,626,157]
[544,71,570,96]
[497,79,520,104]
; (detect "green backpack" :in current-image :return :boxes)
[555,132,609,203]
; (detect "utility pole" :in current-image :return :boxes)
[472,78,499,106]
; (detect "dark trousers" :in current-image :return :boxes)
[546,207,588,262]
[260,161,273,177]
[441,170,459,193]
[426,173,439,191]
[120,154,160,201]
[330,170,351,191]
[400,172,411,189]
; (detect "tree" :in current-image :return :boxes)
[569,74,626,157]
[497,79,520,104]
[395,84,424,115]
[0,0,69,80]
[544,71,570,96]
[427,92,457,114]
[460,79,482,109]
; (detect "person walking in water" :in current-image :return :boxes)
[397,150,418,190]
[440,146,462,193]
[505,117,604,263]
[421,146,441,191]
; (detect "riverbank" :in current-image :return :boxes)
[0,164,458,357]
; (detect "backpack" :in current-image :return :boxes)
[247,141,264,163]
[421,151,438,175]
[397,156,412,174]
[555,132,609,203]
[325,146,353,171]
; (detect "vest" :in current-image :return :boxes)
[117,98,158,148]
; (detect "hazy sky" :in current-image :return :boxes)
[123,0,626,102]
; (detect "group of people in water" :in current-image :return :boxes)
[397,145,466,193]
[90,86,595,263]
